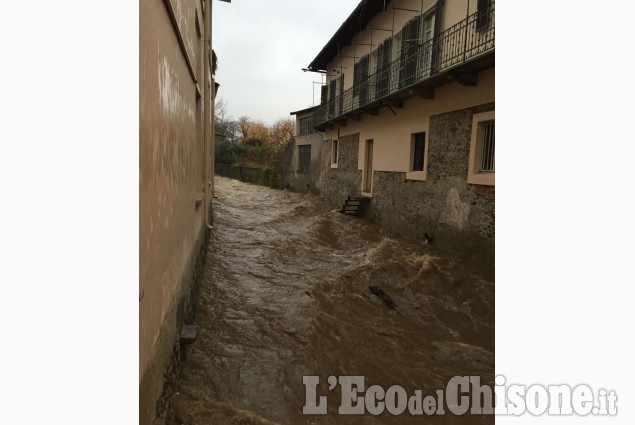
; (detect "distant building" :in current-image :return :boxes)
[139,1,230,424]
[283,106,323,194]
[295,0,495,262]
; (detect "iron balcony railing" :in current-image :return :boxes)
[313,2,494,127]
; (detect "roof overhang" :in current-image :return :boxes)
[290,105,319,116]
[307,0,393,72]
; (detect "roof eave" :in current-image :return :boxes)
[307,0,392,72]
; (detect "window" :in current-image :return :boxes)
[419,12,435,77]
[298,145,311,173]
[467,110,495,186]
[406,131,429,181]
[369,50,378,101]
[320,85,328,105]
[412,133,425,171]
[480,122,495,172]
[331,140,338,167]
[298,116,316,136]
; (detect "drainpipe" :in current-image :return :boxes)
[212,81,217,198]
[203,0,213,230]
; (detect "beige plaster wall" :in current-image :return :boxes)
[323,68,494,183]
[139,0,209,384]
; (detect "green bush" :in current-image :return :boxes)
[260,165,278,189]
[247,144,268,162]
[215,141,246,165]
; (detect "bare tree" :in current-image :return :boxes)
[214,97,240,142]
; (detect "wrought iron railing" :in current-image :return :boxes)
[313,2,494,127]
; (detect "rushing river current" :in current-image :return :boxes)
[167,177,494,425]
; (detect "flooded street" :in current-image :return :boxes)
[168,176,494,425]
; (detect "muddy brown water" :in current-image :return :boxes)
[167,177,494,425]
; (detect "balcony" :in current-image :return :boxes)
[313,2,494,131]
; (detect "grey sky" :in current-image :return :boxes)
[212,0,360,125]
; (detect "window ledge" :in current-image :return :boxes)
[361,191,373,198]
[467,172,495,186]
[406,170,427,181]
[331,163,338,169]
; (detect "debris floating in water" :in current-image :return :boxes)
[368,285,397,310]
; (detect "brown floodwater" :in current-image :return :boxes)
[167,176,494,425]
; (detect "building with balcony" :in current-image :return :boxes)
[298,0,494,262]
[278,106,324,194]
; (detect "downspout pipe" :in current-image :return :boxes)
[203,0,213,230]
[212,80,217,198]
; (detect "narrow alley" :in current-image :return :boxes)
[167,177,494,425]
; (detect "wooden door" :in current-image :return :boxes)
[364,140,374,193]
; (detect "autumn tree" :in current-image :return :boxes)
[237,116,269,145]
[214,111,297,166]
[269,118,296,149]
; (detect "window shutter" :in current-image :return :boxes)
[400,15,420,88]
[358,54,369,105]
[338,74,344,113]
[353,61,360,96]
[376,38,392,97]
[328,79,337,116]
[476,0,490,31]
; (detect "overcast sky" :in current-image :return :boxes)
[212,0,360,125]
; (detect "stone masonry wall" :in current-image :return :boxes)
[321,133,362,204]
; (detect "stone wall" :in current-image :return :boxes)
[214,163,262,185]
[321,133,363,204]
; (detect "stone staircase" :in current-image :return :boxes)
[339,195,371,217]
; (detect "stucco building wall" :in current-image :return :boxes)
[139,0,215,423]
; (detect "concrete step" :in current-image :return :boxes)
[180,325,199,345]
